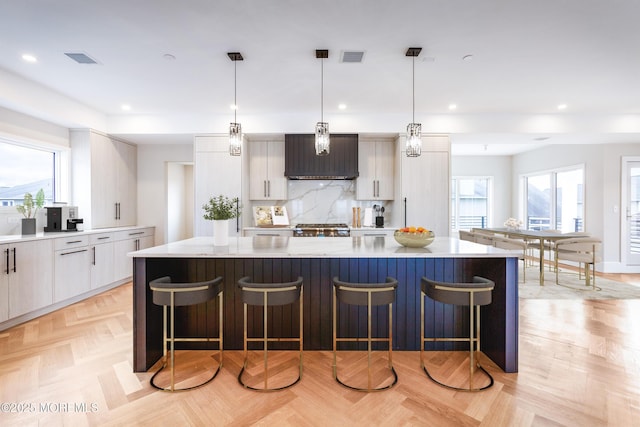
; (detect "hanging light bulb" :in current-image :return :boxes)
[315,49,330,156]
[405,47,422,157]
[228,52,243,156]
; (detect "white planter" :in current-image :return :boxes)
[213,219,230,246]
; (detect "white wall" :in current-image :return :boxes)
[451,156,512,228]
[137,144,193,245]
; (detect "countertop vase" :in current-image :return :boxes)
[21,218,36,235]
[213,219,229,246]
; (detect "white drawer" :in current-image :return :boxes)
[54,235,89,250]
[90,232,114,245]
[113,228,154,241]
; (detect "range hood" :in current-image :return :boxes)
[284,134,359,179]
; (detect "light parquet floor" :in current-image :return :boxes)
[1,277,640,426]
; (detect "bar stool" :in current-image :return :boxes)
[332,276,398,392]
[237,276,304,391]
[420,276,495,391]
[149,275,224,392]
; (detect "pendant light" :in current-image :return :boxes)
[228,52,243,156]
[405,47,422,157]
[315,49,330,156]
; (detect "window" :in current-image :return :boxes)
[0,141,56,207]
[524,166,584,231]
[451,177,491,231]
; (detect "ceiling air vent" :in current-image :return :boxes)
[340,50,365,63]
[64,52,99,64]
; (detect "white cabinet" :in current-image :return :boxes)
[113,228,155,282]
[0,244,8,322]
[5,240,54,318]
[395,135,451,237]
[71,129,137,229]
[194,135,243,237]
[357,139,395,200]
[90,233,115,290]
[53,235,90,303]
[249,140,287,200]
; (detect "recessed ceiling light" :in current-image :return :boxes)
[448,104,457,110]
[163,53,176,60]
[557,104,567,110]
[338,103,347,110]
[533,136,550,141]
[22,54,37,63]
[462,54,474,62]
[121,104,131,111]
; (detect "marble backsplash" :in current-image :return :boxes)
[249,180,394,226]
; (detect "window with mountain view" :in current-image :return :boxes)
[0,141,55,207]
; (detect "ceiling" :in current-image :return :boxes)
[1,0,640,155]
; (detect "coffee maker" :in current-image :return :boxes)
[44,206,84,232]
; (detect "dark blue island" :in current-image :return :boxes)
[131,236,519,373]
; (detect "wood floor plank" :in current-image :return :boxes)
[1,278,640,426]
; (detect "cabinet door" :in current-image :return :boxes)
[194,137,242,237]
[401,151,450,236]
[357,140,394,200]
[90,133,118,228]
[91,242,115,289]
[249,141,286,200]
[0,244,8,322]
[249,141,269,200]
[113,238,136,282]
[375,141,395,200]
[54,247,91,303]
[8,240,54,318]
[356,140,377,200]
[266,141,287,200]
[116,140,137,226]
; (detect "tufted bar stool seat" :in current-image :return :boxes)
[149,275,224,392]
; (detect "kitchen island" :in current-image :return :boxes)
[131,236,519,373]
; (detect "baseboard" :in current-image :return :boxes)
[599,262,640,274]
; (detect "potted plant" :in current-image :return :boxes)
[16,188,45,235]
[202,195,241,246]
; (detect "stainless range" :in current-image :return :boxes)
[293,223,350,237]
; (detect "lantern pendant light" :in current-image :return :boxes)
[315,49,330,156]
[405,47,422,157]
[228,52,243,156]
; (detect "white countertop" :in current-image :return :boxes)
[0,226,154,244]
[129,236,517,259]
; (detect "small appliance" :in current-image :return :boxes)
[44,206,84,232]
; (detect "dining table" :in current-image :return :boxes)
[473,227,579,286]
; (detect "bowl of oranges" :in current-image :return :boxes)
[394,226,435,248]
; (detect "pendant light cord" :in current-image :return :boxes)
[320,58,324,123]
[234,59,237,123]
[412,55,415,123]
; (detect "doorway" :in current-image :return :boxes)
[166,162,194,243]
[622,157,640,266]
